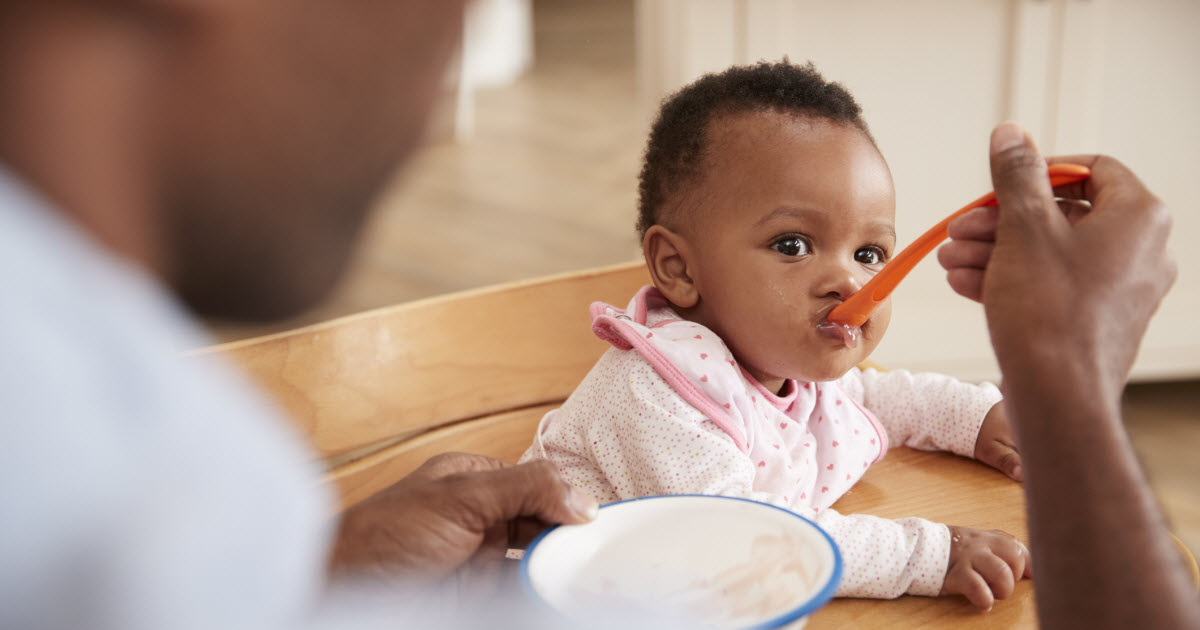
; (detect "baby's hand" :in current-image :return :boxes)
[974,403,1022,481]
[940,525,1033,612]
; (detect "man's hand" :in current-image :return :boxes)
[329,453,597,586]
[937,123,1175,398]
[935,123,1200,629]
[974,404,1022,481]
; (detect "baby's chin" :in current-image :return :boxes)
[788,353,867,383]
[752,331,884,384]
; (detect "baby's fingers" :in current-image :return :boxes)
[975,431,1023,482]
[960,571,996,612]
[991,442,1023,482]
[991,533,1033,581]
[977,554,1017,600]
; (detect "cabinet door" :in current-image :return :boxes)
[635,0,1200,382]
[1053,0,1200,380]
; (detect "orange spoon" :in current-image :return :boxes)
[826,163,1091,328]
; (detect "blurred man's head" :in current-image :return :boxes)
[0,0,466,320]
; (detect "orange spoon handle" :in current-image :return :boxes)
[826,163,1091,328]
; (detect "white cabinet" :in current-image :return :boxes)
[636,0,1200,383]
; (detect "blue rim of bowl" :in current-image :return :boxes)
[518,494,843,629]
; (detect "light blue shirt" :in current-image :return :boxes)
[0,168,697,630]
[0,168,333,630]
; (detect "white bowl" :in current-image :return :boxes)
[520,495,842,629]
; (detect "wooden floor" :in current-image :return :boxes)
[210,0,1200,565]
[1122,381,1200,563]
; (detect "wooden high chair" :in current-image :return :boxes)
[198,260,655,509]
[199,260,1197,628]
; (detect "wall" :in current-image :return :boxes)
[636,0,1200,383]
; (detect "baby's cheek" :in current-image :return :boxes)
[869,300,893,335]
[861,301,892,351]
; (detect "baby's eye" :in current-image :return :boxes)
[772,236,812,257]
[854,246,887,265]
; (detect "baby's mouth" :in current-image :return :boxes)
[817,321,861,348]
[816,305,863,349]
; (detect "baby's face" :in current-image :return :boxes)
[677,111,895,386]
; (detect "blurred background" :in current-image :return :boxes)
[211,0,1198,560]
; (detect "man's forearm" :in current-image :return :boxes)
[1005,373,1199,629]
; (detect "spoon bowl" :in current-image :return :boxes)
[826,164,1091,328]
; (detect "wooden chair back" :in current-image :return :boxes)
[199,262,1196,623]
[198,260,652,509]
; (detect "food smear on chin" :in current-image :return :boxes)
[817,321,860,348]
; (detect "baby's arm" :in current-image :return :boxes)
[533,352,1001,600]
[569,402,961,600]
[573,402,960,597]
[821,513,1030,606]
[812,507,949,598]
[839,367,1002,457]
[554,368,954,597]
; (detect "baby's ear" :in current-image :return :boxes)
[643,225,699,308]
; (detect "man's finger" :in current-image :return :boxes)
[508,516,551,549]
[988,122,1064,236]
[1054,198,1093,226]
[409,452,510,482]
[446,460,598,533]
[946,268,985,302]
[938,240,994,271]
[946,205,998,242]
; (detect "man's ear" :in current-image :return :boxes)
[643,225,699,309]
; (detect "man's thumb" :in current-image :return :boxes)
[989,122,1063,235]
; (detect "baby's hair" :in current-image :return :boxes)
[636,60,873,238]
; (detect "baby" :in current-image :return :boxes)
[521,61,1029,610]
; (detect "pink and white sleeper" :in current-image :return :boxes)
[520,286,1003,599]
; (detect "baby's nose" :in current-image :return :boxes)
[817,262,866,301]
